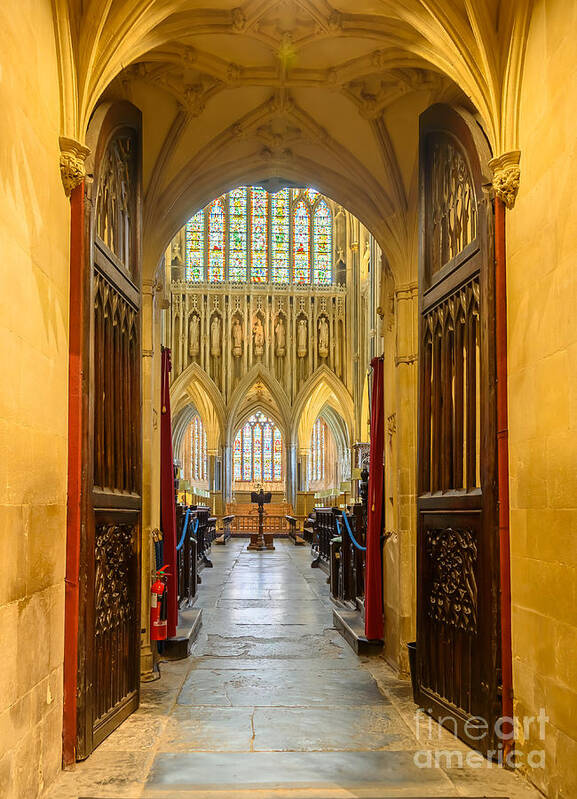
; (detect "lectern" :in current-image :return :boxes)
[248,489,275,551]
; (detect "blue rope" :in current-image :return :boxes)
[176,509,191,552]
[337,512,367,552]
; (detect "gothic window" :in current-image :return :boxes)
[233,411,283,484]
[181,414,207,485]
[308,417,326,483]
[271,188,290,283]
[251,187,268,282]
[293,201,311,284]
[184,186,332,285]
[186,210,205,281]
[208,199,225,281]
[302,188,319,204]
[229,188,248,282]
[313,200,332,284]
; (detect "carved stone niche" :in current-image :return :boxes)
[296,314,308,358]
[210,312,222,358]
[252,312,265,358]
[274,313,287,357]
[318,314,329,359]
[231,313,244,358]
[189,313,200,357]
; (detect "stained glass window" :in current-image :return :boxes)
[313,200,332,284]
[183,187,333,285]
[263,422,273,481]
[303,188,319,203]
[185,211,204,281]
[208,199,225,281]
[181,414,207,485]
[309,417,326,483]
[273,428,282,481]
[241,422,251,481]
[271,189,289,283]
[229,188,247,281]
[233,434,242,480]
[232,411,283,484]
[253,423,263,482]
[293,201,310,284]
[251,188,268,282]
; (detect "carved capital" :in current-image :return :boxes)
[59,136,90,196]
[489,150,521,209]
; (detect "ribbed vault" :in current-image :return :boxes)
[53,0,533,280]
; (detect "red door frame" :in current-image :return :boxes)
[63,181,86,765]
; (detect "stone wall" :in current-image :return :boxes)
[0,1,70,796]
[507,1,577,797]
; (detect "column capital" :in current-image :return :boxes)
[489,150,521,210]
[59,136,90,196]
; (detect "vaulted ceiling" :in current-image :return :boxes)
[53,0,533,277]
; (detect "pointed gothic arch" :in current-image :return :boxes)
[170,361,226,451]
[226,364,291,445]
[291,365,354,447]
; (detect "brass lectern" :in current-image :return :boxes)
[248,489,275,550]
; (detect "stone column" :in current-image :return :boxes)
[298,447,310,491]
[286,442,297,508]
[382,280,418,672]
[207,448,219,515]
[140,277,163,678]
[223,442,233,504]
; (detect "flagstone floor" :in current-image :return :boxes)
[45,539,541,799]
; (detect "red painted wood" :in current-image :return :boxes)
[495,196,514,750]
[63,181,85,766]
[161,347,178,638]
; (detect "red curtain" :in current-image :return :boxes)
[365,355,384,641]
[160,347,178,639]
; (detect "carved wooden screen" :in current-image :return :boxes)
[77,104,142,759]
[416,105,499,755]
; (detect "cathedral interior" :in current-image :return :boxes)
[1,1,576,798]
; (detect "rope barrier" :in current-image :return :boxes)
[337,512,367,552]
[176,509,190,552]
[177,511,199,552]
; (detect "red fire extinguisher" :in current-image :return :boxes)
[150,566,169,641]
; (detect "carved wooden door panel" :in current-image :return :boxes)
[77,104,142,759]
[416,105,500,754]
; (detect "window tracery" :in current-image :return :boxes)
[229,188,247,282]
[293,201,311,284]
[308,417,327,483]
[181,414,208,485]
[233,411,283,484]
[185,210,204,281]
[313,200,332,284]
[208,199,225,281]
[184,187,333,284]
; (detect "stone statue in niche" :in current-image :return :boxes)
[318,316,329,358]
[253,316,265,357]
[297,318,308,358]
[275,316,286,357]
[210,315,221,358]
[189,314,200,357]
[232,317,243,358]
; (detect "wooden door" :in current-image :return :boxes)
[77,103,143,759]
[416,105,500,754]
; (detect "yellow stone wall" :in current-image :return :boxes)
[507,1,577,797]
[0,1,70,795]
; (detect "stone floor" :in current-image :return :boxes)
[45,540,542,799]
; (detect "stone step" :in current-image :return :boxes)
[332,606,383,655]
[163,607,203,660]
